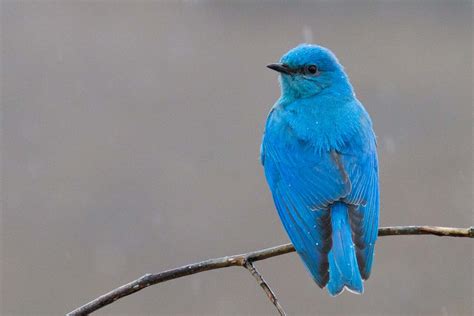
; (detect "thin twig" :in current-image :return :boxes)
[244,261,287,316]
[67,225,473,316]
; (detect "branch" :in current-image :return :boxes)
[67,225,473,316]
[244,260,287,316]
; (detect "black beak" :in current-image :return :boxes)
[267,63,293,75]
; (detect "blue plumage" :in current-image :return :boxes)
[262,44,379,296]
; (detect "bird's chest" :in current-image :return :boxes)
[265,101,359,154]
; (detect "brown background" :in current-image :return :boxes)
[2,1,472,315]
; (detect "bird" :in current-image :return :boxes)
[261,44,379,296]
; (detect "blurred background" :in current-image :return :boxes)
[1,1,472,315]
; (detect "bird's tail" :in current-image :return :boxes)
[327,202,363,296]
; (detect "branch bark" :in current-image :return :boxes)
[67,225,473,316]
[244,260,287,315]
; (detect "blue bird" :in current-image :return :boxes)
[261,44,379,296]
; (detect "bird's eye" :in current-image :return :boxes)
[306,65,318,75]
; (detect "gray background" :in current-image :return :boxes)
[1,1,472,315]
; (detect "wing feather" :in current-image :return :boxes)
[341,121,379,279]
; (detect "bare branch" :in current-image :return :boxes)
[244,261,286,316]
[378,225,473,237]
[67,225,473,316]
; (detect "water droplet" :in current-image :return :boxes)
[302,25,313,42]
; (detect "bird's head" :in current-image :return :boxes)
[267,44,353,99]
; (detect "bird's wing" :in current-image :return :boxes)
[262,139,350,287]
[340,120,379,279]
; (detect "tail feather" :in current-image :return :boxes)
[327,203,363,296]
